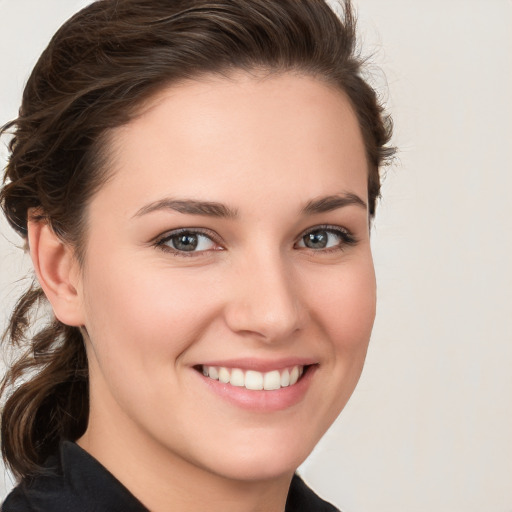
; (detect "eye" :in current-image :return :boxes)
[156,229,220,255]
[296,225,356,251]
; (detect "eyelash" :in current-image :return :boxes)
[154,228,220,258]
[154,225,358,258]
[296,224,358,253]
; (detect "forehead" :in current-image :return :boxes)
[98,71,368,213]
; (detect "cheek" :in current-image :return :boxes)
[80,257,222,364]
[287,257,376,440]
[307,257,376,353]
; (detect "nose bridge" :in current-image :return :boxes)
[225,245,305,342]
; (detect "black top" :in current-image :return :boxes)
[2,442,340,511]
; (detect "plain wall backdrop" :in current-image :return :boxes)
[1,1,511,511]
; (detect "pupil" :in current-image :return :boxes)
[305,231,327,249]
[174,234,198,251]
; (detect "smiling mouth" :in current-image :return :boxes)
[197,365,308,391]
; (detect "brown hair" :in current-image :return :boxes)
[0,0,394,480]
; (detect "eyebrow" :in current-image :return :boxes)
[301,193,367,215]
[133,199,239,219]
[133,192,367,219]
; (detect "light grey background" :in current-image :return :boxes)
[1,1,511,510]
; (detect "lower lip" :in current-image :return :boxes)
[195,365,317,412]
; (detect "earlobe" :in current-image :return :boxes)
[27,218,85,327]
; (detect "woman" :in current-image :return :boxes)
[0,0,394,510]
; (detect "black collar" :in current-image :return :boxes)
[3,441,340,511]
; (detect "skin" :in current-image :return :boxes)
[30,71,376,512]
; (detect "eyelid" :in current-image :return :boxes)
[154,227,223,256]
[153,223,357,257]
[295,224,358,250]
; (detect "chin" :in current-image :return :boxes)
[210,455,304,482]
[195,430,317,482]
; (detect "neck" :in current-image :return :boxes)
[78,410,293,512]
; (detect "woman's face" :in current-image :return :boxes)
[76,72,375,482]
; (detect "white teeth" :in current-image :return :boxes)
[263,370,281,391]
[289,366,300,386]
[201,365,305,391]
[230,368,245,387]
[208,366,219,380]
[245,370,264,390]
[218,367,230,384]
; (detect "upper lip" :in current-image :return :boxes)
[195,357,318,372]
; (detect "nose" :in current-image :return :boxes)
[223,249,307,343]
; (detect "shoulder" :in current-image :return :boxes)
[286,474,341,512]
[2,442,147,512]
[2,452,64,512]
[3,449,339,512]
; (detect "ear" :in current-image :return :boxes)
[27,217,85,327]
